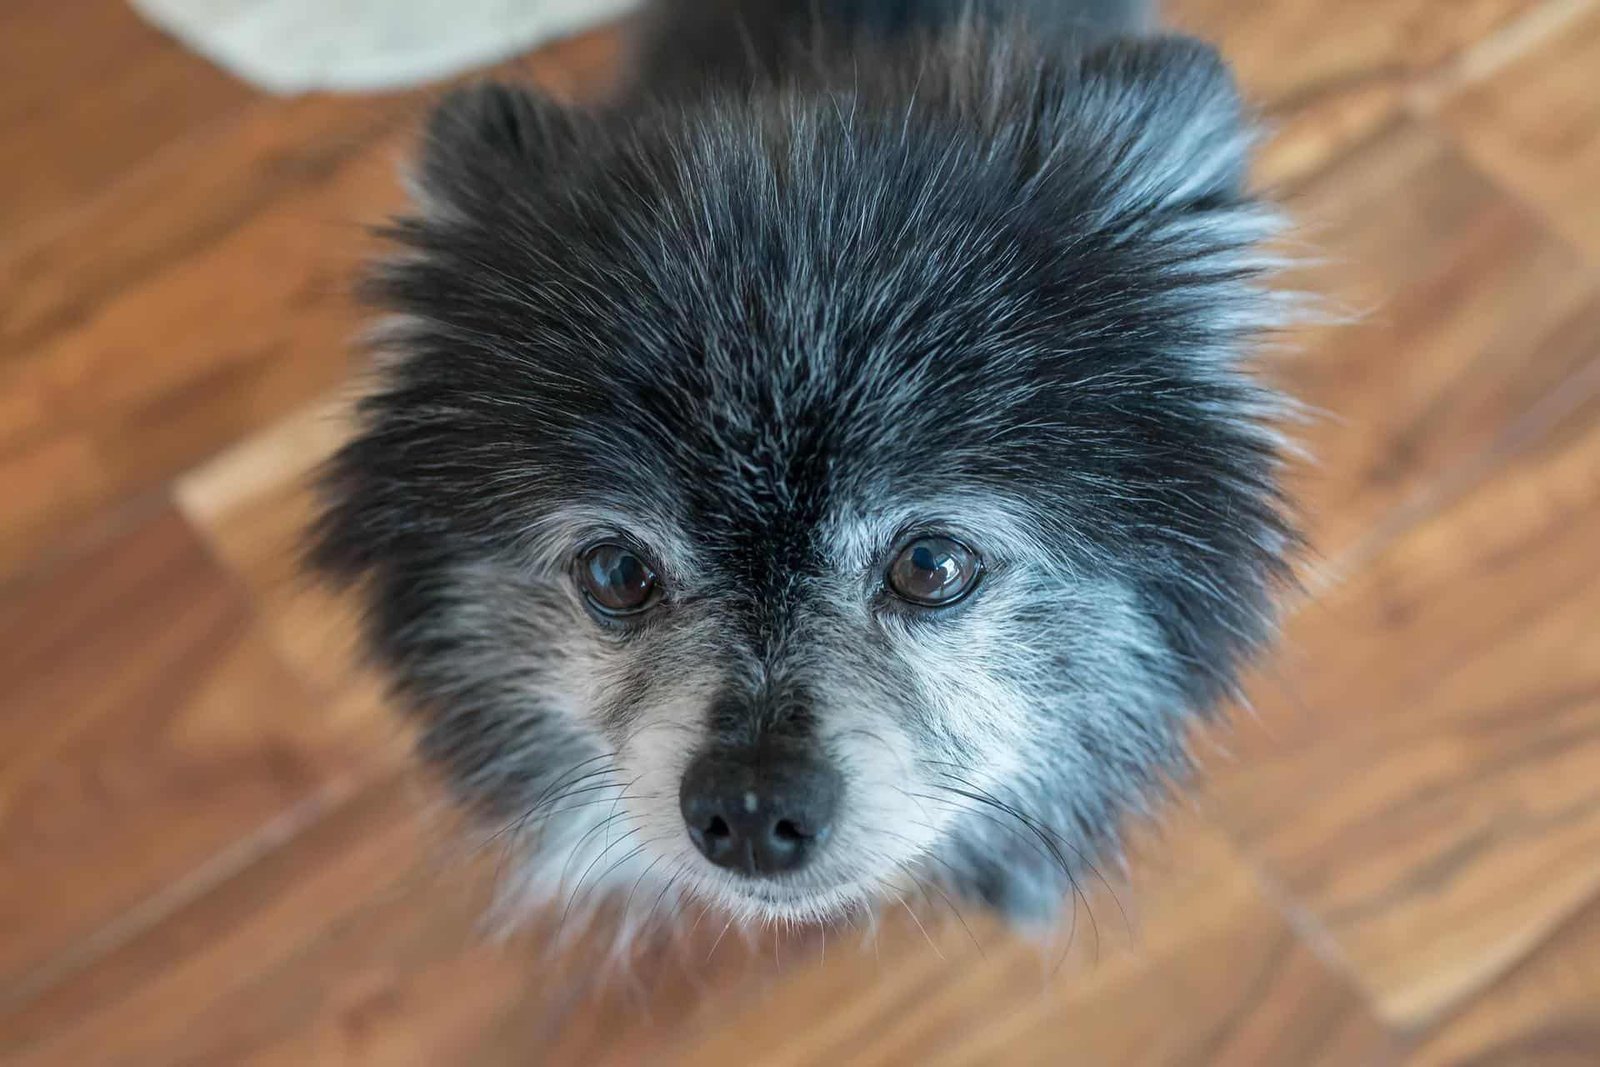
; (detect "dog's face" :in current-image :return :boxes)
[315,37,1293,926]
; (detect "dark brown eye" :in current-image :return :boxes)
[577,543,661,616]
[886,536,983,607]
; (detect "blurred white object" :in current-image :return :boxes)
[129,0,637,94]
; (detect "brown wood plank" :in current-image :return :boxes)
[0,776,484,1064]
[1166,0,1550,186]
[6,1,1600,1061]
[0,0,258,238]
[1269,120,1598,565]
[0,28,623,588]
[671,812,1399,1067]
[0,506,379,995]
[1208,355,1600,1025]
[0,94,411,361]
[0,771,808,1066]
[0,786,1397,1066]
[174,400,395,737]
[1413,892,1600,1065]
[0,23,622,362]
[173,401,355,659]
[0,134,404,583]
[1436,3,1600,263]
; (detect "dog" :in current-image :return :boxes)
[312,0,1297,933]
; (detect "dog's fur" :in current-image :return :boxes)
[312,0,1296,931]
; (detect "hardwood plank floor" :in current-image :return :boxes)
[1414,891,1600,1064]
[1436,2,1600,262]
[0,0,257,235]
[1165,0,1552,186]
[673,814,1401,1067]
[1210,381,1600,1025]
[2,2,1599,1063]
[1268,120,1598,564]
[0,506,360,993]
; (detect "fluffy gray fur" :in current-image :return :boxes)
[311,0,1298,936]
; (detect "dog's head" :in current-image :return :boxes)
[314,36,1294,926]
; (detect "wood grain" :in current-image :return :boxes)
[1208,354,1600,1024]
[1,776,490,1065]
[0,26,623,586]
[0,94,412,359]
[1414,891,1600,1065]
[1272,121,1600,566]
[1165,0,1552,186]
[0,507,368,995]
[672,813,1398,1067]
[0,0,257,236]
[175,400,394,736]
[0,772,820,1066]
[0,24,620,363]
[0,136,404,582]
[4,1,1600,1063]
[1436,2,1600,262]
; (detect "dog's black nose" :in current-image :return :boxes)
[679,748,840,876]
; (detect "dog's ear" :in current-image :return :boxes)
[1037,35,1253,218]
[412,82,580,214]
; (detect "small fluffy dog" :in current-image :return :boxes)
[313,0,1296,930]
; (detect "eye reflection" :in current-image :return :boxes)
[577,543,660,616]
[885,536,983,607]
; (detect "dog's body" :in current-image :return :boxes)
[314,0,1295,931]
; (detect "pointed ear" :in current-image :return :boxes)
[412,82,580,213]
[1054,35,1254,217]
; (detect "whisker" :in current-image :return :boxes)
[931,769,1133,945]
[895,889,943,961]
[484,767,627,891]
[554,804,637,893]
[706,914,738,963]
[882,831,985,961]
[481,757,620,851]
[557,825,644,941]
[622,851,670,918]
[590,834,674,912]
[912,787,1091,964]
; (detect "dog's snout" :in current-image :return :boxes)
[679,748,839,876]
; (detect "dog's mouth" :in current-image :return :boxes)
[697,861,887,922]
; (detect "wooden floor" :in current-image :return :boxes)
[4,1,1600,1063]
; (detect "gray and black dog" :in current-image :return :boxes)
[313,0,1297,932]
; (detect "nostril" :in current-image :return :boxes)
[680,747,840,876]
[772,818,806,843]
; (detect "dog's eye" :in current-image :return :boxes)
[886,536,982,607]
[577,543,661,616]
